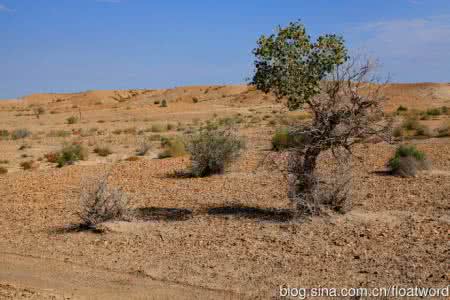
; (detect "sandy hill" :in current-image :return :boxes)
[2,83,448,112]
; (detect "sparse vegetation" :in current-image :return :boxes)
[388,145,430,177]
[271,128,304,151]
[47,130,71,138]
[186,128,244,177]
[160,99,168,107]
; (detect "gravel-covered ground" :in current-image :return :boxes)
[0,84,449,299]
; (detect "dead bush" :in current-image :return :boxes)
[136,138,152,156]
[79,177,129,228]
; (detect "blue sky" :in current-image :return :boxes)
[1,0,449,99]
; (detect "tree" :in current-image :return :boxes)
[252,21,390,214]
[33,106,45,119]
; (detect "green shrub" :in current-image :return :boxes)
[388,145,429,177]
[94,146,113,157]
[160,99,168,107]
[66,116,79,124]
[271,128,304,151]
[158,136,186,159]
[441,106,449,115]
[426,108,442,116]
[56,143,89,167]
[186,128,244,177]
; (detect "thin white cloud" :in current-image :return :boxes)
[0,4,14,12]
[361,15,450,59]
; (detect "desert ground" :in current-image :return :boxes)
[0,83,449,299]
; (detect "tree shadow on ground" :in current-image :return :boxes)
[370,170,393,177]
[133,207,193,221]
[49,223,104,234]
[207,205,295,222]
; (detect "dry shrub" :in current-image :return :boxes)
[186,128,244,177]
[20,160,38,171]
[0,167,7,175]
[388,145,430,177]
[44,152,59,163]
[66,116,78,124]
[436,122,450,137]
[11,129,31,140]
[151,123,167,133]
[158,136,186,159]
[136,137,151,156]
[94,145,113,157]
[79,177,129,228]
